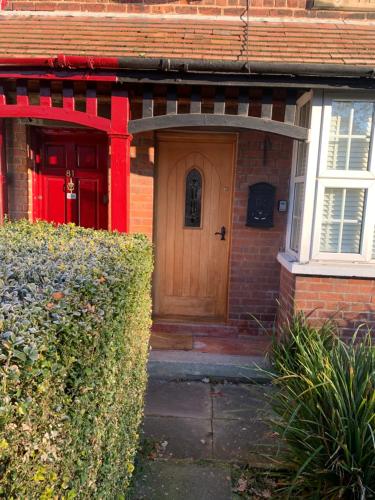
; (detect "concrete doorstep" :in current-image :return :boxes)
[148,350,272,383]
[129,379,280,500]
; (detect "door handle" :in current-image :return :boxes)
[215,226,226,241]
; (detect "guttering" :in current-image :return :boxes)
[117,58,375,79]
[0,55,374,78]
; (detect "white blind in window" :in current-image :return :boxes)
[320,187,365,253]
[327,101,373,171]
[290,182,304,252]
[372,227,375,259]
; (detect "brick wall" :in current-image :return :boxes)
[277,263,296,328]
[228,131,292,336]
[5,0,375,19]
[4,119,30,220]
[278,267,375,338]
[129,131,155,239]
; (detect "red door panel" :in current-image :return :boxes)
[77,178,100,229]
[76,145,98,170]
[43,176,66,224]
[45,144,66,168]
[35,129,108,230]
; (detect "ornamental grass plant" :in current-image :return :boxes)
[270,314,375,499]
[0,221,153,499]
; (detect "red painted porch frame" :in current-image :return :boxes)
[110,89,130,234]
[0,82,131,232]
[0,119,6,223]
[0,72,119,82]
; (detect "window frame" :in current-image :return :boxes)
[285,91,313,258]
[312,178,375,262]
[283,90,375,272]
[318,95,375,180]
[311,92,375,263]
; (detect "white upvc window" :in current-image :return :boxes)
[319,100,375,177]
[312,179,375,262]
[320,187,365,254]
[286,92,312,257]
[282,91,375,276]
[312,94,375,263]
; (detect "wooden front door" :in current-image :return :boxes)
[154,133,236,321]
[34,130,108,229]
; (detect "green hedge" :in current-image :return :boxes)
[0,221,153,499]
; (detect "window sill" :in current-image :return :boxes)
[277,252,375,278]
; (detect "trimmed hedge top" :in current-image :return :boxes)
[0,221,153,499]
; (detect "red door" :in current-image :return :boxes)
[34,129,108,230]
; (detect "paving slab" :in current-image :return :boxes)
[130,461,232,500]
[145,380,212,419]
[143,416,213,459]
[212,418,278,463]
[212,383,273,421]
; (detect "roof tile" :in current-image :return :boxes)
[0,16,374,65]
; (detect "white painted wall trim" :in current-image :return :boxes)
[278,252,375,278]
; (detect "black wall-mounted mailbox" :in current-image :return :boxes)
[246,182,276,228]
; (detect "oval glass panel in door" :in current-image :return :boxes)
[184,168,202,228]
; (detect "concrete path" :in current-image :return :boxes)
[131,462,233,500]
[143,380,276,463]
[130,380,278,500]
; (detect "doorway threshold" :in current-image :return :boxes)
[151,319,271,356]
[154,315,226,324]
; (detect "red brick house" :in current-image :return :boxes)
[0,0,374,355]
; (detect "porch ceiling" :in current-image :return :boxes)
[0,15,375,66]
